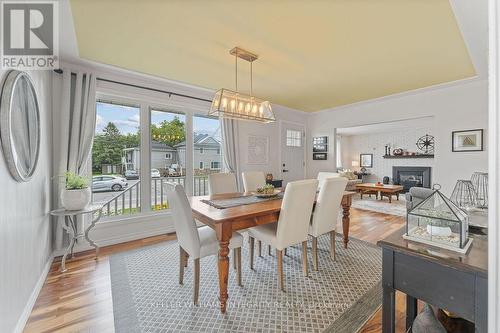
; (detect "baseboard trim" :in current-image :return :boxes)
[52,225,175,257]
[14,255,54,333]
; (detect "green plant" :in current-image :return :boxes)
[64,172,89,190]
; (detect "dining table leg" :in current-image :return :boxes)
[341,194,352,249]
[216,222,232,313]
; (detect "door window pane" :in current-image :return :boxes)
[151,110,186,210]
[193,115,222,195]
[286,129,302,147]
[92,101,141,219]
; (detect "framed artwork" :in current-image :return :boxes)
[452,129,483,152]
[247,135,269,164]
[312,136,328,152]
[360,154,373,168]
[313,153,327,160]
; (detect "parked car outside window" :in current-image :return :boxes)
[124,169,139,180]
[92,175,128,192]
[151,169,161,178]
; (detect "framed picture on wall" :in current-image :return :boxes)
[313,153,327,160]
[360,153,373,168]
[313,136,328,152]
[452,129,484,152]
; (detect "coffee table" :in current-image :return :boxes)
[355,183,404,203]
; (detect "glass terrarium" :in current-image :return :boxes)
[404,185,472,253]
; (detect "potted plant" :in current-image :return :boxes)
[61,172,91,210]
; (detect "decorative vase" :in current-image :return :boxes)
[61,187,91,210]
[266,173,273,182]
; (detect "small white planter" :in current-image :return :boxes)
[61,187,91,211]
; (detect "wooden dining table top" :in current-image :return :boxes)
[189,190,356,225]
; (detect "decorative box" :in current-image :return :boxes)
[404,185,472,253]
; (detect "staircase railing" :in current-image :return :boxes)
[102,180,141,217]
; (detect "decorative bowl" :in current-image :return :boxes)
[252,189,281,198]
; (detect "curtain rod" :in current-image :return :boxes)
[53,69,213,103]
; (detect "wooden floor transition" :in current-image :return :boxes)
[24,208,409,333]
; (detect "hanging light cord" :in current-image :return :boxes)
[235,51,238,92]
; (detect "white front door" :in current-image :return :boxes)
[280,121,305,185]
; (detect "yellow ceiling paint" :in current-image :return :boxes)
[70,0,475,112]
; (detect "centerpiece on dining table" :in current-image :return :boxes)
[252,184,281,198]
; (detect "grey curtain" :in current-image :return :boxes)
[54,70,96,250]
[220,118,241,190]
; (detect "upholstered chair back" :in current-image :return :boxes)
[242,171,266,192]
[310,177,347,237]
[165,182,201,258]
[317,172,340,189]
[208,172,238,195]
[275,179,319,250]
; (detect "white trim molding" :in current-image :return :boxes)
[13,257,53,333]
[488,0,499,331]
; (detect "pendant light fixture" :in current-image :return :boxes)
[209,47,275,123]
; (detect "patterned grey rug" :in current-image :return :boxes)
[351,194,407,216]
[110,234,382,333]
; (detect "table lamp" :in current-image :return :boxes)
[352,160,360,168]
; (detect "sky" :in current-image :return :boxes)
[95,102,221,139]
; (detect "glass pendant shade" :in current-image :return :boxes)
[450,179,479,210]
[471,172,488,208]
[209,88,275,123]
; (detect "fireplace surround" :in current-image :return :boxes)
[392,166,431,192]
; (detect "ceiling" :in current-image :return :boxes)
[69,0,475,112]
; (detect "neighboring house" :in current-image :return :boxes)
[122,141,177,171]
[175,134,222,175]
[121,136,221,175]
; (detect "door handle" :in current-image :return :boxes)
[282,169,289,172]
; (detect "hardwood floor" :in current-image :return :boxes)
[25,208,407,333]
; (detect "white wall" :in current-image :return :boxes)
[308,79,488,195]
[237,105,308,180]
[0,70,53,333]
[340,122,435,183]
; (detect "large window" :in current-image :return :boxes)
[91,93,224,221]
[92,101,141,218]
[193,115,222,195]
[150,109,186,211]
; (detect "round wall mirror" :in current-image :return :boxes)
[0,70,41,182]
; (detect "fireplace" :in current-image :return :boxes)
[392,166,431,192]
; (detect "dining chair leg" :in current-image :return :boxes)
[233,248,237,270]
[301,241,308,277]
[185,252,189,267]
[249,236,255,270]
[330,231,336,261]
[179,246,186,285]
[193,258,200,306]
[236,247,242,287]
[258,240,262,257]
[312,236,318,271]
[268,245,271,256]
[276,249,285,292]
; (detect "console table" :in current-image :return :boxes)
[50,204,103,272]
[378,228,487,332]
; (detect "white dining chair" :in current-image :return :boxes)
[309,177,347,270]
[247,179,319,291]
[242,171,266,192]
[317,171,340,189]
[166,182,244,305]
[208,172,238,195]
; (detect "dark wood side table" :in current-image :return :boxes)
[378,228,487,332]
[266,179,283,188]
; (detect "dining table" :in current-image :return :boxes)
[188,190,356,313]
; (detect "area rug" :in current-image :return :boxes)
[110,234,382,333]
[351,194,407,217]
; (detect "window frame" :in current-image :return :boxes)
[94,87,217,221]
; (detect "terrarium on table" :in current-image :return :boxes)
[404,184,472,253]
